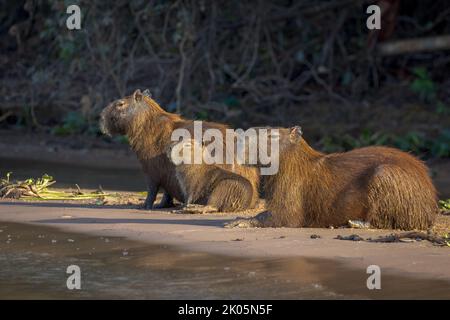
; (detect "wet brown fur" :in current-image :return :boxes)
[261,128,438,230]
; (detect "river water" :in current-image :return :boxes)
[0,158,145,192]
[1,221,449,299]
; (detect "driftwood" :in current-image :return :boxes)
[336,231,449,246]
[378,35,450,56]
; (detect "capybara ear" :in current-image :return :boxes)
[142,89,152,98]
[133,89,143,102]
[290,126,302,142]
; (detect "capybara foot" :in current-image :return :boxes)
[171,204,218,214]
[153,201,175,209]
[142,201,154,210]
[154,193,175,209]
[225,211,273,228]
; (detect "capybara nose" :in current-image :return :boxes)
[98,114,107,134]
[99,108,112,136]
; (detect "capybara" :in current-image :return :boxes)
[100,89,183,209]
[227,126,438,230]
[167,138,254,212]
[100,89,259,209]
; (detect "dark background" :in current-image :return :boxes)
[1,0,449,158]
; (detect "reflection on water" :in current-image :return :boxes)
[1,222,449,299]
[0,158,145,191]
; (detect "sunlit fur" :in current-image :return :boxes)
[168,139,254,212]
[100,90,184,204]
[99,90,259,208]
[263,130,438,230]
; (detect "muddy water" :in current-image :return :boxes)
[0,158,145,191]
[1,222,449,299]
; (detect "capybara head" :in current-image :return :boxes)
[241,126,302,166]
[276,126,303,153]
[99,89,152,136]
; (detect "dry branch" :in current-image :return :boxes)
[378,35,450,56]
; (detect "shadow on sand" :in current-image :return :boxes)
[34,217,228,227]
[0,201,231,227]
[0,201,142,210]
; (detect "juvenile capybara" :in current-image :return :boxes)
[227,126,438,230]
[100,89,259,209]
[173,120,260,208]
[167,138,254,212]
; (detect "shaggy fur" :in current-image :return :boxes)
[99,89,183,208]
[231,127,438,230]
[168,139,254,212]
[99,89,259,209]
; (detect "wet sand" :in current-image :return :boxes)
[0,200,449,299]
[1,220,449,299]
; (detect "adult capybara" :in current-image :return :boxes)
[100,89,183,208]
[100,89,259,209]
[227,126,438,230]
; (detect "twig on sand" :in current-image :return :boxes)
[336,231,450,247]
[367,231,449,246]
[439,199,450,215]
[335,234,365,241]
[0,173,111,201]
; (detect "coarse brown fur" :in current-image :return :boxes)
[168,139,254,212]
[99,89,259,209]
[230,127,438,230]
[99,89,183,208]
[167,119,260,209]
[176,121,260,207]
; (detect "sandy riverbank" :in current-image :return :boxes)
[1,200,449,283]
[1,218,449,299]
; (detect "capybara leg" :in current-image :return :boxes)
[224,211,274,228]
[154,192,174,209]
[185,195,194,205]
[144,184,158,210]
[208,179,253,212]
